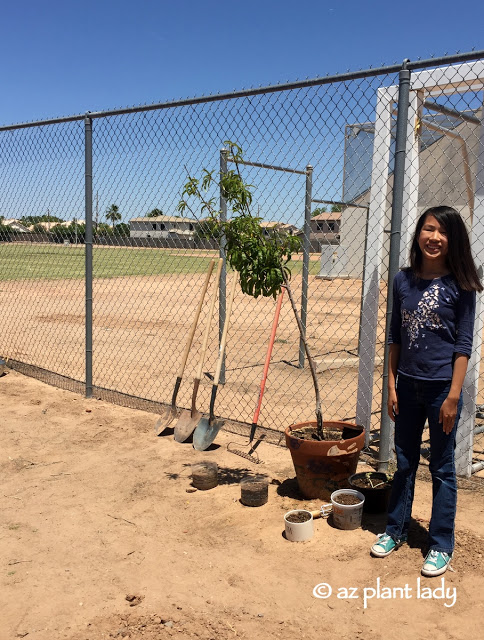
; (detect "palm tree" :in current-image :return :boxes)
[147,208,163,218]
[105,204,121,230]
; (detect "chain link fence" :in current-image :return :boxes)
[1,52,484,477]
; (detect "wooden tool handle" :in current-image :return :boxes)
[176,259,215,378]
[195,259,223,380]
[213,272,238,387]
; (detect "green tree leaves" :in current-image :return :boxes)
[105,204,121,228]
[178,141,300,299]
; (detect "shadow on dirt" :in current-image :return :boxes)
[362,513,429,555]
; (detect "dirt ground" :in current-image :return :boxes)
[3,267,484,466]
[2,369,484,640]
[0,270,386,432]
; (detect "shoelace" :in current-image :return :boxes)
[427,550,448,564]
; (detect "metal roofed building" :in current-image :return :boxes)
[129,215,197,239]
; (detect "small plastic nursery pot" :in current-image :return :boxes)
[284,510,314,542]
[330,489,365,530]
[285,421,365,500]
[348,472,393,514]
[191,461,218,490]
[240,476,269,507]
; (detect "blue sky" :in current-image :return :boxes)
[2,0,484,126]
[1,1,483,225]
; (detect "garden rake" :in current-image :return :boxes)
[227,289,285,464]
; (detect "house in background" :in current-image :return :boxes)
[129,215,197,239]
[60,219,86,228]
[259,221,300,237]
[1,219,30,233]
[309,211,341,244]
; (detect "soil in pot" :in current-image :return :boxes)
[330,489,365,530]
[350,474,392,491]
[332,493,362,506]
[191,461,218,490]
[348,472,393,514]
[290,425,343,441]
[240,476,269,507]
[285,510,312,523]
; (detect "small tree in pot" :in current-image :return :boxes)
[179,142,364,498]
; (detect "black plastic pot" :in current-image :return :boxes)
[348,472,393,514]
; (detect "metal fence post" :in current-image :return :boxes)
[219,148,228,384]
[379,61,411,471]
[299,165,313,368]
[84,114,93,398]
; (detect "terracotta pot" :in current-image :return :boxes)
[285,421,365,500]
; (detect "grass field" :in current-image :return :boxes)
[0,243,321,280]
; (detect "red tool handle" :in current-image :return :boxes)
[252,289,285,425]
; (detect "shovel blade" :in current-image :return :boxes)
[174,409,202,443]
[154,406,177,435]
[192,416,225,451]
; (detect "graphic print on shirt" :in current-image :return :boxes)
[401,283,445,349]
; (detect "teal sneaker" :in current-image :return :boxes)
[371,533,406,558]
[421,550,453,577]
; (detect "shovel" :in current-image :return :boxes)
[174,258,223,442]
[192,271,238,451]
[154,259,215,435]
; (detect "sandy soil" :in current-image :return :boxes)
[3,269,483,465]
[1,369,484,640]
[0,272,386,432]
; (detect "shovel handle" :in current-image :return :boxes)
[190,378,200,416]
[208,272,237,422]
[170,376,182,407]
[176,259,215,379]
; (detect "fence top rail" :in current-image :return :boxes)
[228,157,308,175]
[2,50,484,132]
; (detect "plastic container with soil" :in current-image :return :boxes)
[348,472,393,514]
[284,509,314,542]
[330,489,365,530]
[240,476,269,507]
[191,461,218,490]
[285,421,365,500]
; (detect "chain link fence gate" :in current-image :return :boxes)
[1,51,484,477]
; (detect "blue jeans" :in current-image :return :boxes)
[386,374,462,554]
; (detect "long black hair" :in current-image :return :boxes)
[408,206,482,292]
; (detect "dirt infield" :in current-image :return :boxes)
[1,267,483,465]
[1,370,484,640]
[0,272,379,430]
[1,274,378,428]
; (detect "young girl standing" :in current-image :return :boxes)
[371,206,482,576]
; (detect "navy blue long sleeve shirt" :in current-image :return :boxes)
[389,270,476,380]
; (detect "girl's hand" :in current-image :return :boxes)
[439,396,459,434]
[388,388,399,421]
